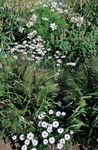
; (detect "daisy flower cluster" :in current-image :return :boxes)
[47,1,68,15]
[70,16,84,27]
[11,30,47,63]
[11,109,74,150]
[37,109,74,149]
[12,132,38,150]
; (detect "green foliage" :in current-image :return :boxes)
[57,57,98,149]
[0,57,57,137]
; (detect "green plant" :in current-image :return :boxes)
[0,57,57,138]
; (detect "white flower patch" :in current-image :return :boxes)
[11,31,48,63]
[12,109,73,149]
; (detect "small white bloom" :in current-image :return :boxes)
[31,14,38,20]
[52,121,59,128]
[49,110,54,115]
[24,139,30,145]
[19,134,25,141]
[59,138,65,144]
[48,124,53,128]
[57,143,63,149]
[19,27,25,33]
[57,59,62,64]
[66,62,76,67]
[41,121,48,128]
[38,121,42,127]
[41,131,49,138]
[61,112,66,116]
[31,148,37,150]
[27,30,37,39]
[61,55,66,58]
[47,127,52,133]
[50,23,57,31]
[27,132,34,140]
[13,55,18,60]
[57,128,64,134]
[42,17,49,21]
[56,111,61,117]
[64,134,71,141]
[70,130,74,135]
[43,139,48,145]
[49,137,55,144]
[12,135,17,140]
[32,139,38,146]
[56,63,60,67]
[40,112,46,118]
[21,145,27,150]
[26,21,33,28]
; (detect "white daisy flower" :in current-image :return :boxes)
[21,144,27,150]
[49,110,54,115]
[57,128,64,134]
[27,132,34,140]
[31,148,37,150]
[12,135,17,140]
[56,111,61,117]
[43,139,48,145]
[48,124,53,128]
[24,139,30,145]
[49,137,55,144]
[41,131,49,138]
[19,134,25,141]
[47,127,52,133]
[64,134,71,141]
[59,138,65,144]
[61,112,66,116]
[41,121,48,128]
[57,143,63,149]
[40,112,46,118]
[32,139,38,146]
[52,121,59,128]
[38,121,42,127]
[50,23,57,31]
